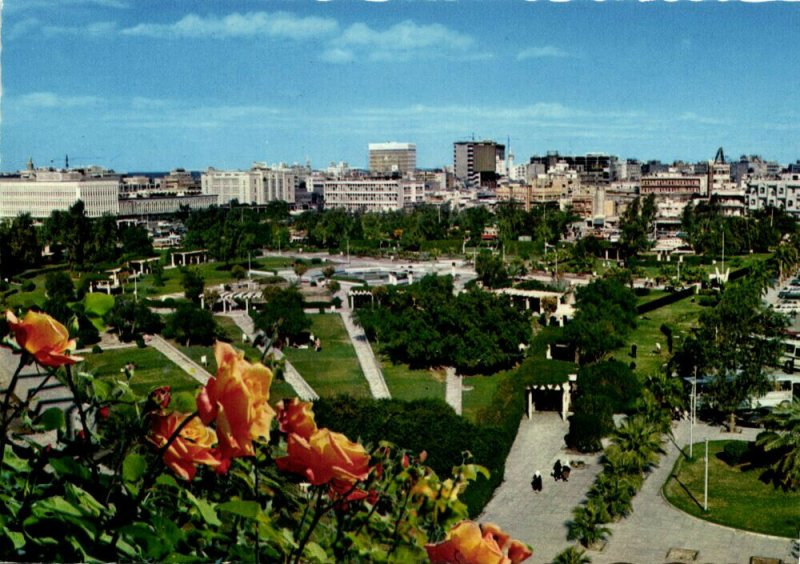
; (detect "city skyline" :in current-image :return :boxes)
[1,1,799,172]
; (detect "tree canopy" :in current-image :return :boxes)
[356,275,531,373]
[564,278,638,364]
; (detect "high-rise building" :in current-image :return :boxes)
[368,142,416,174]
[453,141,505,189]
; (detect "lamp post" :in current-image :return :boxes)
[703,437,709,512]
[690,367,697,459]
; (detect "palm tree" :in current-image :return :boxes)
[589,472,637,520]
[567,499,611,548]
[643,372,686,432]
[773,242,798,283]
[605,415,664,475]
[552,545,592,564]
[756,401,800,490]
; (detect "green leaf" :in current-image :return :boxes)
[185,491,221,527]
[38,407,65,431]
[1,445,31,472]
[4,529,25,550]
[122,453,147,483]
[171,391,196,413]
[50,456,91,482]
[217,500,265,522]
[91,378,112,401]
[155,473,179,489]
[303,541,329,563]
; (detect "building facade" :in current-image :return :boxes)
[201,164,298,206]
[0,170,119,218]
[453,141,505,188]
[747,173,800,217]
[368,142,416,174]
[322,179,425,212]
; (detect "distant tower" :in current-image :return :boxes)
[27,157,34,171]
[65,154,69,169]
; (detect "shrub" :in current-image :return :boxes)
[135,336,146,348]
[565,412,606,453]
[721,441,750,465]
[577,360,642,414]
[21,281,36,292]
[91,344,103,354]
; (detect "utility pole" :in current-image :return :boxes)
[690,367,697,459]
[704,437,709,512]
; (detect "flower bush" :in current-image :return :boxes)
[0,308,532,562]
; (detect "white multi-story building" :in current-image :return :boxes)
[0,169,119,218]
[323,179,425,212]
[201,164,298,205]
[747,173,800,217]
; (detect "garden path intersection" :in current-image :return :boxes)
[481,414,795,563]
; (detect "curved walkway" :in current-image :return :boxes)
[481,414,795,563]
[595,420,794,564]
[149,335,211,385]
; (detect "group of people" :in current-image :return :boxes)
[530,459,572,493]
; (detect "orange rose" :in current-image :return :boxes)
[425,521,532,564]
[149,413,221,480]
[276,428,370,489]
[197,342,275,461]
[5,310,82,367]
[276,398,317,439]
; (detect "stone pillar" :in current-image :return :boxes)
[562,383,569,420]
[546,344,552,360]
[171,254,176,267]
[525,298,530,310]
[200,295,205,310]
[527,389,533,419]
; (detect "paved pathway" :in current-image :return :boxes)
[481,413,796,563]
[220,311,319,401]
[148,335,211,385]
[444,367,462,415]
[338,308,391,399]
[480,413,603,563]
[595,420,795,564]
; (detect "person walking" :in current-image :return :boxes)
[552,459,562,482]
[561,460,571,482]
[531,471,543,493]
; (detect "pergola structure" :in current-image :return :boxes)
[170,249,208,267]
[128,257,161,275]
[525,373,577,420]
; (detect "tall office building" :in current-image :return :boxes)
[453,141,505,189]
[368,142,416,174]
[201,163,300,205]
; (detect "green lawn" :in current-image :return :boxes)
[462,369,515,423]
[80,346,199,397]
[609,292,705,377]
[282,314,370,398]
[663,440,800,538]
[382,359,446,402]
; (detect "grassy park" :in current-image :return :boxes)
[283,314,370,398]
[609,292,705,376]
[663,440,800,538]
[80,346,199,396]
[381,360,446,402]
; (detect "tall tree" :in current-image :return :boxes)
[681,279,788,431]
[756,401,800,491]
[620,195,656,260]
[252,287,311,344]
[181,267,205,305]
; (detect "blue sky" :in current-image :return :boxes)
[1,0,799,172]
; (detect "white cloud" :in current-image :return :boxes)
[323,20,476,63]
[516,45,570,60]
[7,17,41,41]
[42,21,117,37]
[14,92,105,109]
[122,11,338,40]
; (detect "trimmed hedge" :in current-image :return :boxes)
[636,286,695,314]
[314,396,511,517]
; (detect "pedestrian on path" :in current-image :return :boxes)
[531,471,542,493]
[552,459,562,481]
[561,460,571,482]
